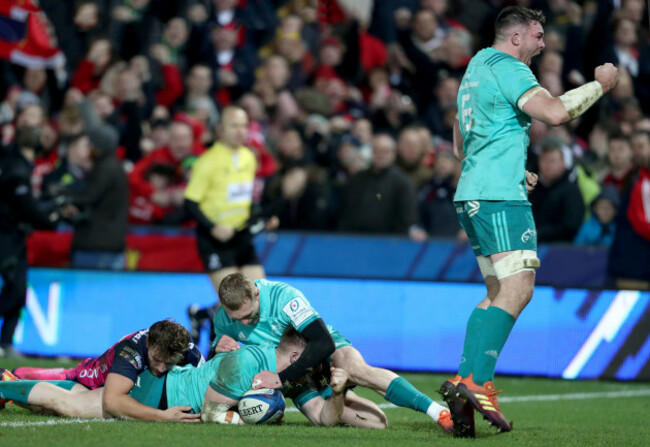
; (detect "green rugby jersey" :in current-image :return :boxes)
[213,279,320,347]
[455,47,540,202]
[129,345,277,413]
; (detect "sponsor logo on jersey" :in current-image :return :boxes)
[78,368,99,379]
[227,181,254,203]
[521,228,537,243]
[282,297,316,328]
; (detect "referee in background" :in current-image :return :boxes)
[184,106,277,348]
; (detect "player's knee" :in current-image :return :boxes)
[376,410,388,429]
[493,250,540,280]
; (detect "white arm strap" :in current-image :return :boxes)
[559,81,604,120]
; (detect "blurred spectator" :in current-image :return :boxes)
[350,117,374,161]
[602,132,634,192]
[61,93,129,269]
[65,123,128,270]
[175,64,220,129]
[530,139,585,243]
[337,133,418,236]
[421,75,459,141]
[19,67,65,115]
[417,149,461,239]
[574,186,619,246]
[599,18,640,80]
[55,1,104,75]
[261,128,331,230]
[110,0,163,61]
[253,55,300,130]
[608,130,650,290]
[395,126,434,189]
[160,17,190,72]
[197,22,258,105]
[40,133,94,206]
[128,121,200,225]
[71,38,117,94]
[31,120,62,198]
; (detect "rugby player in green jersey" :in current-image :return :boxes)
[441,5,619,437]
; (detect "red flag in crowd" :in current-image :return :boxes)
[0,0,64,68]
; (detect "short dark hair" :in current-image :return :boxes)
[148,319,189,361]
[277,326,306,354]
[607,131,630,145]
[632,130,650,143]
[495,6,546,41]
[62,133,87,149]
[218,272,256,311]
[540,136,564,155]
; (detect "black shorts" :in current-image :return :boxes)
[196,228,260,273]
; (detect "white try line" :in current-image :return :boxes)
[3,389,649,426]
[286,388,650,413]
[0,418,116,428]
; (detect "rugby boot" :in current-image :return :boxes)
[0,367,19,410]
[437,409,454,434]
[456,374,512,432]
[438,375,475,438]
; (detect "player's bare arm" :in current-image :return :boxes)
[201,386,243,424]
[103,373,200,422]
[521,63,619,125]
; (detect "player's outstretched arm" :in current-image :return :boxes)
[201,387,243,424]
[521,63,619,126]
[102,373,199,422]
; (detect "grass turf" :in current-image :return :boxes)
[1,357,648,447]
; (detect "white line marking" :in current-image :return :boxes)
[0,418,116,428]
[3,389,649,425]
[286,388,650,413]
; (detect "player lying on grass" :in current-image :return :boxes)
[0,328,385,428]
[1,319,203,422]
[209,273,452,433]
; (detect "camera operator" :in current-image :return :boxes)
[0,125,60,358]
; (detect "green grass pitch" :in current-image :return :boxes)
[1,357,648,447]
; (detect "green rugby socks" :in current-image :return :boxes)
[473,306,516,385]
[0,380,78,404]
[385,376,447,419]
[458,307,487,378]
[0,380,38,404]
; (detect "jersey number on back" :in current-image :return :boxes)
[461,93,473,132]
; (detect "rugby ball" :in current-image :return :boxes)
[237,388,285,425]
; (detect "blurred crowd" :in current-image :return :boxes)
[1,0,649,276]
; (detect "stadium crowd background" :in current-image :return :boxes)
[1,0,649,283]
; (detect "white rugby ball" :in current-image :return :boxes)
[237,388,285,425]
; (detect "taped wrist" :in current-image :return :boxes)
[201,401,241,424]
[559,81,603,120]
